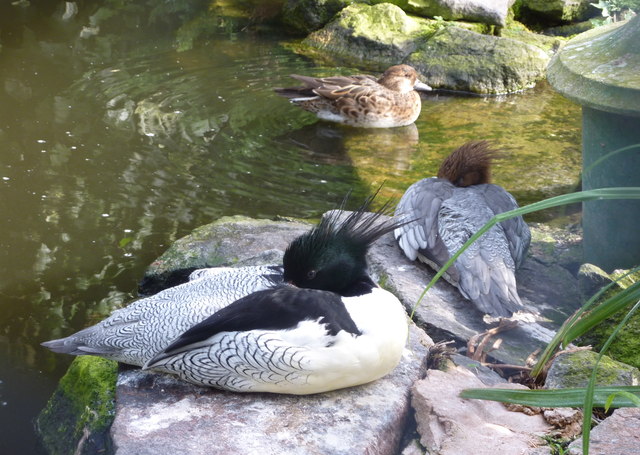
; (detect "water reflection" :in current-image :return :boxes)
[0,9,581,454]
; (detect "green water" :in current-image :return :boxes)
[0,6,581,455]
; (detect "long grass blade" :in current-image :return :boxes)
[459,386,640,407]
[530,267,640,377]
[564,281,640,343]
[581,298,640,453]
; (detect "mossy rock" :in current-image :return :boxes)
[545,350,640,389]
[576,265,640,370]
[513,0,600,27]
[373,0,510,26]
[297,3,488,71]
[299,3,434,70]
[281,0,356,34]
[139,215,310,295]
[36,356,118,455]
[407,25,550,94]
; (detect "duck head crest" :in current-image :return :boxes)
[283,188,407,294]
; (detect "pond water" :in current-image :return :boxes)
[0,7,581,455]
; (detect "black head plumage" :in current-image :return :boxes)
[283,188,408,295]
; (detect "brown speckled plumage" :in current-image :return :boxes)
[275,64,432,128]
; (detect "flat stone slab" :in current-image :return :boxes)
[568,407,640,455]
[412,365,551,454]
[110,323,432,455]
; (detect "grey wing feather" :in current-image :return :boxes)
[438,188,523,317]
[476,184,531,269]
[394,178,455,261]
[41,265,281,365]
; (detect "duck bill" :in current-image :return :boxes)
[414,81,433,92]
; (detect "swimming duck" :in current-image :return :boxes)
[43,193,409,394]
[394,141,531,318]
[275,64,432,128]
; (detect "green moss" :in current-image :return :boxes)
[501,19,564,55]
[547,350,640,389]
[296,3,490,70]
[578,269,640,369]
[37,356,118,455]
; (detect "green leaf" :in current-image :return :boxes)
[605,391,640,411]
[118,237,133,248]
[459,386,640,408]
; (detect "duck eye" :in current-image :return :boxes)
[306,270,317,280]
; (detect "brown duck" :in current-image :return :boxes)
[275,64,432,128]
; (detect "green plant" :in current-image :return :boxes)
[591,0,640,22]
[412,185,640,454]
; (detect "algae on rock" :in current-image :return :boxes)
[407,26,549,94]
[36,356,118,455]
[545,350,640,389]
[300,3,433,70]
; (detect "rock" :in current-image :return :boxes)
[139,215,310,295]
[41,211,593,453]
[407,26,550,94]
[401,438,426,455]
[568,407,640,455]
[448,353,507,386]
[36,356,118,455]
[514,0,599,26]
[544,350,640,389]
[576,266,640,370]
[294,3,554,94]
[110,322,431,455]
[282,0,356,34]
[300,3,431,71]
[411,365,551,454]
[577,263,614,298]
[543,408,583,439]
[381,0,511,26]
